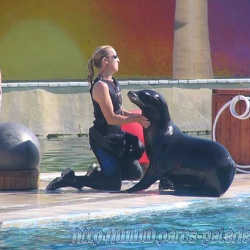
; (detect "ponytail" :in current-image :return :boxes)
[87,57,94,84]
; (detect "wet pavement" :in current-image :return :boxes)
[0,173,249,227]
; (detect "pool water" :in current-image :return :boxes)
[39,136,95,173]
[39,134,211,173]
[1,197,249,249]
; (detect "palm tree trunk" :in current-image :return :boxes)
[173,0,213,79]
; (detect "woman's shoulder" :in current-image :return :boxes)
[95,79,109,88]
[92,80,109,98]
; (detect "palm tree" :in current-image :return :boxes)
[173,0,214,79]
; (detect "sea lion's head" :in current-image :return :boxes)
[127,89,171,123]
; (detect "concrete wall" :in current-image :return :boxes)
[1,80,250,137]
[1,84,92,136]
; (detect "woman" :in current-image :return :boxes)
[46,45,150,191]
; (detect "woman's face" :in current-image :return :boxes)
[107,48,120,73]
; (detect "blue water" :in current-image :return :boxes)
[1,197,249,249]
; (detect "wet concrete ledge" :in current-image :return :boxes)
[0,173,249,228]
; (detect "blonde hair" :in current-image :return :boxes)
[87,45,113,84]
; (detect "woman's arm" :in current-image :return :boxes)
[122,109,141,117]
[93,81,150,128]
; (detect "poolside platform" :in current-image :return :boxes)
[1,173,250,227]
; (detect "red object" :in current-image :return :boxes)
[121,110,149,165]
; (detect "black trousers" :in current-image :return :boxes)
[89,127,145,181]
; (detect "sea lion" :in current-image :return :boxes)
[125,89,236,197]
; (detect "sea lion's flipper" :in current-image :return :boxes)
[125,159,165,192]
[158,177,174,190]
[125,177,158,193]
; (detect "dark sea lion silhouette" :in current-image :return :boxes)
[125,89,236,197]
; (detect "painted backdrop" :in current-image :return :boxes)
[208,0,250,78]
[0,0,175,81]
[0,0,249,81]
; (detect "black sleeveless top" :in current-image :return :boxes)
[90,76,123,136]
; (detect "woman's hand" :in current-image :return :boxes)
[124,111,150,129]
[135,115,151,129]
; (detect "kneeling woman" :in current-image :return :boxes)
[46,45,150,191]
